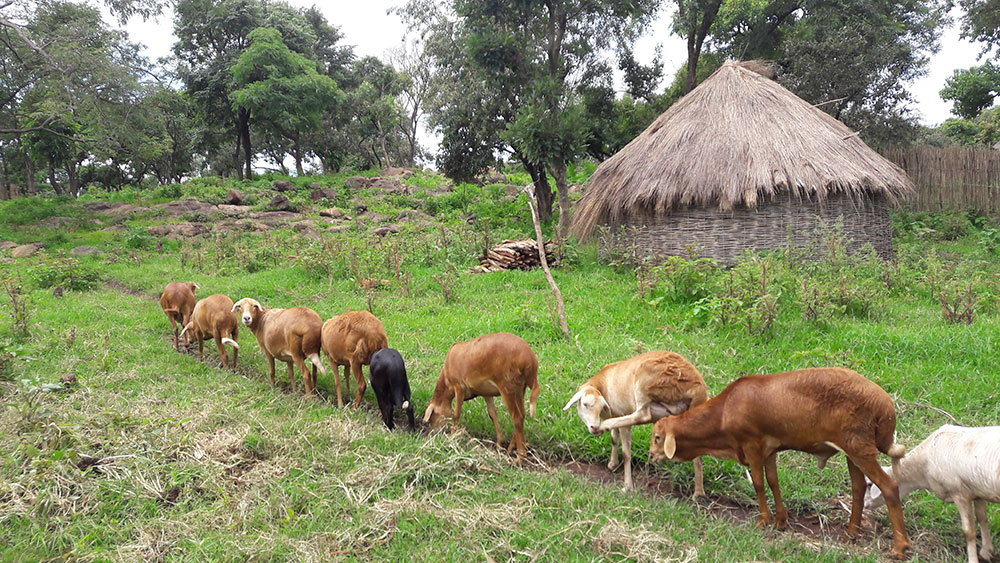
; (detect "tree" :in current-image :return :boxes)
[230,27,340,176]
[958,0,1000,52]
[388,37,435,167]
[940,63,1000,119]
[674,0,724,93]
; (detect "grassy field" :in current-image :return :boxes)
[1,171,998,561]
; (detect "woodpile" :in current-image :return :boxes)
[471,239,555,273]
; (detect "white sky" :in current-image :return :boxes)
[111,1,988,135]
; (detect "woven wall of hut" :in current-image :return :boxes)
[599,192,893,263]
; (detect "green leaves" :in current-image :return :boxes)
[940,63,1000,120]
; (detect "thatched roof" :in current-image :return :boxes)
[572,60,913,239]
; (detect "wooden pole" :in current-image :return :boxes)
[523,184,571,342]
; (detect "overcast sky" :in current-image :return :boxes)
[111,2,988,138]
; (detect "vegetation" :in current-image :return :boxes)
[1,169,999,560]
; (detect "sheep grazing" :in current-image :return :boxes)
[423,332,540,461]
[180,294,240,368]
[650,368,910,560]
[565,350,709,492]
[865,425,1000,563]
[368,348,413,431]
[159,281,199,351]
[232,297,326,398]
[321,310,388,408]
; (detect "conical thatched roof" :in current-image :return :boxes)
[572,60,913,239]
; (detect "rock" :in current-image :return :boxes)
[60,373,77,386]
[146,225,173,237]
[373,224,402,237]
[327,225,352,234]
[174,222,210,237]
[397,209,432,222]
[310,188,338,202]
[319,208,345,219]
[291,220,317,232]
[381,167,414,178]
[37,216,74,228]
[107,204,149,216]
[0,241,16,251]
[101,224,126,233]
[485,172,508,184]
[227,188,244,205]
[11,243,41,258]
[370,177,408,194]
[250,211,301,225]
[354,202,368,214]
[70,246,99,256]
[358,212,389,223]
[267,193,292,212]
[272,180,294,192]
[82,201,119,212]
[295,226,321,240]
[215,204,247,217]
[156,198,214,217]
[344,176,371,189]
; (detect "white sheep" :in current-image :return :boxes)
[865,424,1000,563]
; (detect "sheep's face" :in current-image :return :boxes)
[422,400,452,429]
[649,418,676,463]
[232,298,264,327]
[562,387,608,435]
[863,467,892,510]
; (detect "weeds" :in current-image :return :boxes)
[940,282,978,324]
[2,278,31,339]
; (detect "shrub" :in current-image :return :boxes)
[30,254,101,291]
[649,250,719,303]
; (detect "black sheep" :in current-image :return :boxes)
[368,348,414,430]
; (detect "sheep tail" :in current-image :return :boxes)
[222,337,239,349]
[308,352,326,375]
[528,375,540,418]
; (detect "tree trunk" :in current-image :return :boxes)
[293,139,304,176]
[48,163,63,195]
[683,0,723,94]
[23,149,35,195]
[239,107,252,180]
[0,149,8,200]
[524,160,552,221]
[550,160,571,239]
[233,126,243,181]
[65,160,80,197]
[525,183,571,343]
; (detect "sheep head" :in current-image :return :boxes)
[232,297,264,328]
[563,386,609,436]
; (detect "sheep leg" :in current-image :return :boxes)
[620,426,633,490]
[850,452,910,559]
[286,362,296,393]
[608,428,620,471]
[169,316,180,351]
[745,448,772,529]
[499,391,527,462]
[975,500,993,561]
[197,333,205,358]
[232,341,238,369]
[451,387,465,433]
[692,457,705,499]
[214,334,227,368]
[351,360,366,408]
[266,354,276,386]
[326,360,343,407]
[956,496,980,563]
[762,452,786,530]
[484,396,504,451]
[845,457,866,538]
[292,355,313,398]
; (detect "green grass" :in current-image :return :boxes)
[1,175,998,561]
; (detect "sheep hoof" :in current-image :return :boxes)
[755,516,771,530]
[774,516,787,531]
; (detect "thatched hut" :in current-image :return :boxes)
[571,60,912,262]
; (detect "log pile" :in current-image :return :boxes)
[471,239,555,273]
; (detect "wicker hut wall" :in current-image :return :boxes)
[600,192,893,263]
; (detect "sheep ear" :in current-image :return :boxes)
[423,404,434,423]
[662,432,677,459]
[600,396,610,414]
[190,282,200,291]
[231,299,243,313]
[562,390,584,411]
[254,303,263,313]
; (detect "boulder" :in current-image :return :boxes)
[156,198,214,217]
[291,220,317,232]
[293,223,321,240]
[215,204,247,217]
[381,167,414,178]
[358,212,389,223]
[272,180,294,192]
[397,209,432,222]
[251,211,301,225]
[484,172,508,184]
[0,241,17,250]
[174,222,210,237]
[310,188,338,202]
[37,216,74,228]
[226,188,244,205]
[327,225,352,234]
[267,193,293,212]
[146,224,173,237]
[70,246,99,256]
[370,177,408,194]
[11,243,41,258]
[373,224,401,237]
[107,204,149,216]
[344,176,371,189]
[82,201,119,212]
[319,208,345,219]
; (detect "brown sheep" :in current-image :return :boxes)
[321,311,387,408]
[180,294,240,368]
[232,297,326,398]
[160,281,199,351]
[650,368,910,559]
[423,332,540,461]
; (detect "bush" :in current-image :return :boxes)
[31,254,101,291]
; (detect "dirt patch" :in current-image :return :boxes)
[105,280,159,301]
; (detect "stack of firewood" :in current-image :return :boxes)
[471,239,555,273]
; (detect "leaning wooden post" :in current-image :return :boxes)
[523,183,571,341]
